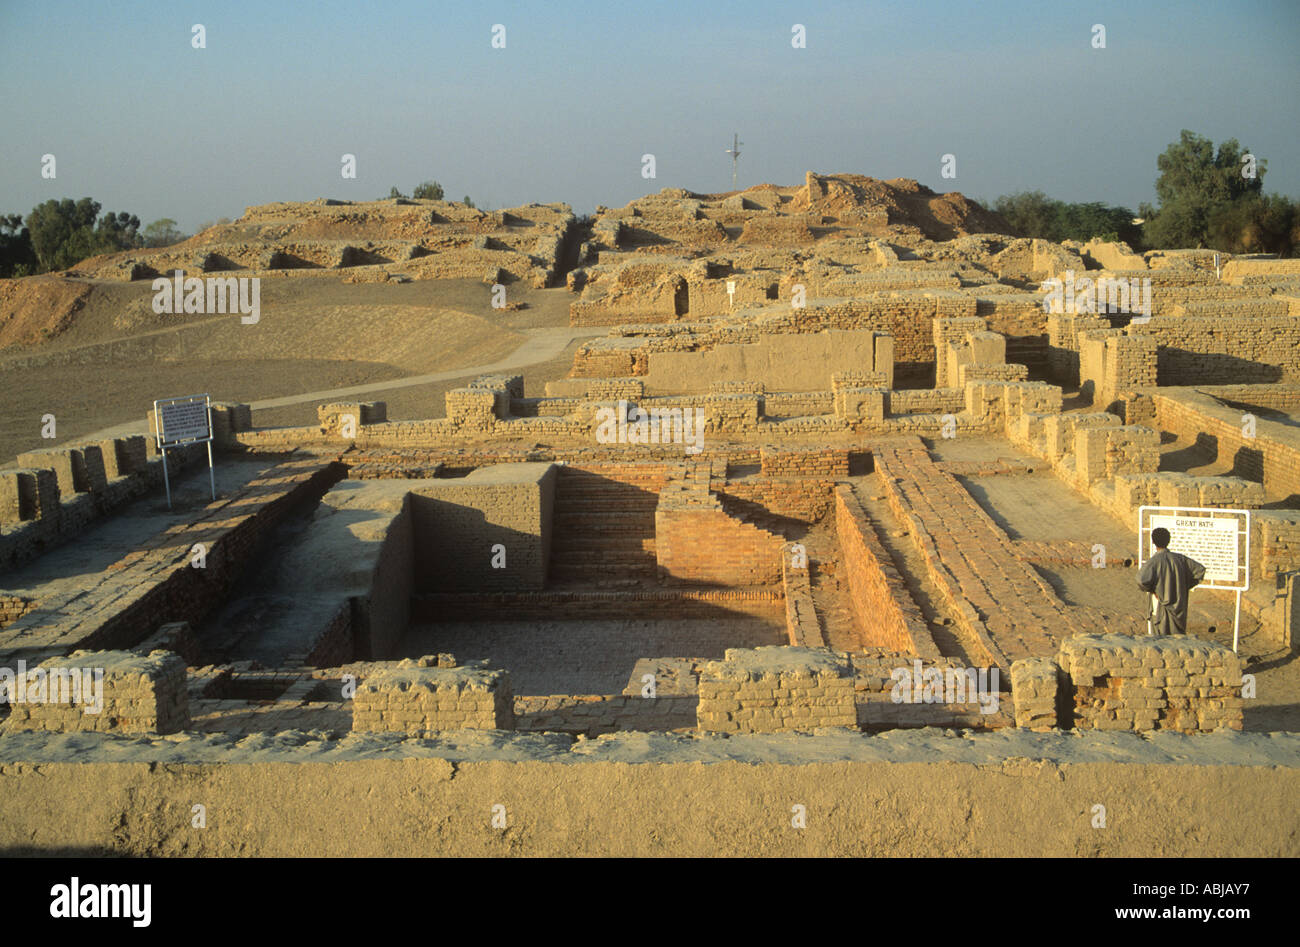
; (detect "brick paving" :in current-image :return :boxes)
[871,438,1105,666]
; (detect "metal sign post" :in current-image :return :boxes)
[1138,506,1251,652]
[153,394,216,510]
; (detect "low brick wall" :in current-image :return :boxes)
[834,487,939,659]
[1057,634,1243,733]
[1010,657,1065,730]
[759,446,848,478]
[2,649,188,735]
[781,543,822,647]
[697,647,857,732]
[352,659,514,733]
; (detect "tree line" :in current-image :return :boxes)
[0,201,198,278]
[990,130,1297,256]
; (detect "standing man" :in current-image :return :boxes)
[1137,527,1206,635]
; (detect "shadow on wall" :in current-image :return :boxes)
[1159,349,1284,386]
[408,498,549,593]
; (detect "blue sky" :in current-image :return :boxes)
[1,0,1296,229]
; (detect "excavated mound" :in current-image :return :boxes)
[0,276,93,349]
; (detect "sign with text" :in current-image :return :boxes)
[155,395,212,447]
[1138,506,1249,591]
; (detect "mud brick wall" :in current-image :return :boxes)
[1257,512,1300,579]
[697,646,857,733]
[15,446,107,496]
[1152,390,1300,501]
[550,462,678,582]
[934,316,987,387]
[1150,308,1300,384]
[958,362,1028,385]
[1110,472,1265,527]
[3,650,188,735]
[445,388,500,431]
[1198,383,1300,412]
[0,468,59,524]
[567,345,648,378]
[408,464,556,592]
[513,694,697,736]
[760,447,848,478]
[0,596,39,629]
[1044,412,1118,461]
[834,387,886,424]
[317,401,387,434]
[810,293,976,382]
[1222,258,1300,279]
[1058,634,1243,733]
[208,403,252,448]
[851,652,1008,729]
[1010,657,1064,730]
[352,661,514,733]
[1078,330,1157,409]
[0,459,345,665]
[887,388,965,416]
[585,378,646,400]
[412,588,783,623]
[718,478,835,525]
[1074,425,1159,485]
[655,486,784,586]
[781,542,822,647]
[834,488,939,659]
[352,494,413,660]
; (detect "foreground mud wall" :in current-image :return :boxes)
[1,730,1296,857]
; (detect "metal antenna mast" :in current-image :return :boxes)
[725,132,743,190]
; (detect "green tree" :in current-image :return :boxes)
[386,187,409,199]
[26,198,100,270]
[1144,130,1265,249]
[0,213,38,277]
[463,195,475,208]
[1206,194,1298,256]
[412,180,444,200]
[23,199,142,272]
[992,191,1139,245]
[142,218,186,248]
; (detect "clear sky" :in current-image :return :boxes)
[1,0,1296,230]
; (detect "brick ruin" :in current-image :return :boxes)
[2,177,1299,854]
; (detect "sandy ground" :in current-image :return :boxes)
[0,278,584,462]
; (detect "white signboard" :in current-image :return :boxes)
[1139,506,1249,592]
[155,396,212,447]
[152,394,216,508]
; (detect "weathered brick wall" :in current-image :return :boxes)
[718,479,835,525]
[1073,424,1159,486]
[852,652,1008,729]
[834,488,939,659]
[0,596,39,629]
[1010,657,1064,730]
[1152,389,1300,501]
[318,401,387,435]
[407,463,556,592]
[759,447,848,478]
[781,542,822,647]
[655,485,784,586]
[1057,634,1243,733]
[3,649,188,734]
[352,660,514,733]
[697,647,857,732]
[514,694,697,735]
[887,388,965,415]
[0,458,344,666]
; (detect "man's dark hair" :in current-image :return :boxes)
[1151,527,1170,549]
